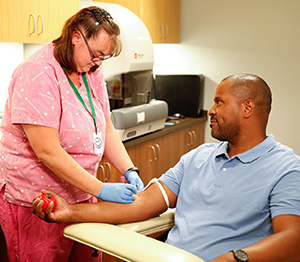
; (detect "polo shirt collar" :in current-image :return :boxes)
[216,135,276,163]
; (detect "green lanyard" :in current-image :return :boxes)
[64,69,98,134]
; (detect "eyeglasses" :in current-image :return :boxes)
[79,31,112,63]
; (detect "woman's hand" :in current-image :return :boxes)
[96,183,137,203]
[124,171,144,192]
[31,189,72,223]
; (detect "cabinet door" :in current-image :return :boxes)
[141,0,180,43]
[161,0,180,43]
[97,157,122,183]
[176,121,206,157]
[27,0,79,43]
[126,139,158,185]
[0,0,29,42]
[155,132,177,175]
[140,0,164,43]
[0,0,78,43]
[190,122,205,149]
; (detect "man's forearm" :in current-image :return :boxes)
[211,215,300,262]
[69,184,168,224]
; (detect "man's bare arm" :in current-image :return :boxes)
[32,181,177,224]
[210,214,300,262]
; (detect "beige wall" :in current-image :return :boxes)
[153,0,300,154]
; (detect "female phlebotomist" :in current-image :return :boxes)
[0,6,143,262]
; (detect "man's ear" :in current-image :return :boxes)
[72,30,81,45]
[242,99,254,118]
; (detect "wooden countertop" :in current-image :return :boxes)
[124,113,208,148]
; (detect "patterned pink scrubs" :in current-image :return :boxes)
[0,43,110,261]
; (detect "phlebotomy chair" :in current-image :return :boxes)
[63,209,204,262]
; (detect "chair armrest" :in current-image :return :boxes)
[117,208,175,235]
[63,222,204,262]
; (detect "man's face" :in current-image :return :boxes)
[208,80,243,142]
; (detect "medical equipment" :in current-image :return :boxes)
[79,2,168,141]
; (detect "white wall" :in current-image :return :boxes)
[0,43,24,113]
[153,0,300,155]
[1,1,299,154]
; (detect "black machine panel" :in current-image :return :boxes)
[154,74,204,117]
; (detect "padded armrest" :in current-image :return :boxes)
[64,222,204,262]
[117,208,175,235]
[63,209,204,262]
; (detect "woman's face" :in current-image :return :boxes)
[72,28,114,73]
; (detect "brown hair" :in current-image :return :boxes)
[52,6,122,73]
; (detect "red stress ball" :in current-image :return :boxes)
[40,193,57,212]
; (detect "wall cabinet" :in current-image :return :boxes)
[0,0,79,43]
[140,0,180,43]
[93,0,180,43]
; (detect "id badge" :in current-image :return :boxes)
[93,132,104,155]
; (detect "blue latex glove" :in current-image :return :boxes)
[96,183,137,203]
[124,171,144,192]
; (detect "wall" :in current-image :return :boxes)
[0,43,24,113]
[153,0,300,155]
[1,1,299,154]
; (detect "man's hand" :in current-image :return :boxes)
[31,189,72,223]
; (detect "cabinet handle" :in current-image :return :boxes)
[98,165,105,181]
[165,25,168,39]
[150,146,156,162]
[37,15,44,35]
[29,14,36,35]
[187,132,192,146]
[160,25,165,39]
[155,144,160,160]
[104,163,111,182]
[191,131,196,145]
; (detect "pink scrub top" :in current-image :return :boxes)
[0,43,111,207]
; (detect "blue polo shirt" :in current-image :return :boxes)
[159,135,300,261]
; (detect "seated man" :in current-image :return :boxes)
[32,74,300,262]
